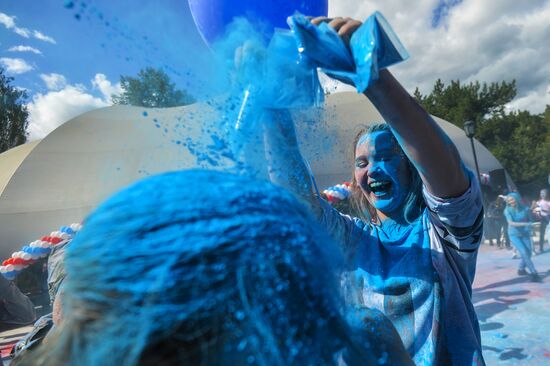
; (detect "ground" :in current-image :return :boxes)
[474,243,550,365]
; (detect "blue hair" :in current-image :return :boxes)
[504,191,527,217]
[18,169,381,366]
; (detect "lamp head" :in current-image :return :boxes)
[463,120,475,138]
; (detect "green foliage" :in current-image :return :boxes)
[477,111,550,186]
[415,79,550,190]
[0,67,29,154]
[112,67,195,108]
[413,79,517,128]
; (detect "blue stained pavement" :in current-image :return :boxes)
[473,243,550,365]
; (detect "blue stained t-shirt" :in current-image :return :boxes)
[320,171,485,366]
[504,206,531,238]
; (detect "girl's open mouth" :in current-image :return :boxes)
[368,180,392,197]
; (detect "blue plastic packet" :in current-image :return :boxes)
[260,29,324,109]
[288,12,409,93]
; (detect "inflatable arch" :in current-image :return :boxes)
[0,92,511,259]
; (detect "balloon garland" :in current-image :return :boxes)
[0,223,82,280]
[322,182,351,205]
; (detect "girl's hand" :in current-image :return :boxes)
[310,16,362,47]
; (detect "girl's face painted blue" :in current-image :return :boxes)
[354,131,411,218]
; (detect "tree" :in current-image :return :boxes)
[415,79,550,192]
[0,67,29,154]
[112,67,195,108]
[477,110,550,188]
[413,79,516,128]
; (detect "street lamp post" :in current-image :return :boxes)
[463,120,481,183]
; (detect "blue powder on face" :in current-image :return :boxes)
[47,169,386,365]
[355,131,411,216]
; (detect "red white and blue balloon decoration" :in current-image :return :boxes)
[323,182,352,205]
[0,223,82,280]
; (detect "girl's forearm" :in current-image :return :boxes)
[364,70,469,198]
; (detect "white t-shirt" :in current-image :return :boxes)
[535,198,550,219]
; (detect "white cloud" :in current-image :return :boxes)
[27,74,117,140]
[0,12,16,28]
[92,73,122,102]
[40,73,67,90]
[507,83,550,113]
[7,45,42,54]
[328,0,550,114]
[0,12,30,37]
[0,57,33,74]
[32,30,56,44]
[0,12,56,43]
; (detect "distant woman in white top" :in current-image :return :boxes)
[532,188,550,253]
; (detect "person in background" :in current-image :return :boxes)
[486,196,506,248]
[504,192,541,282]
[0,275,36,332]
[532,188,550,253]
[9,238,72,363]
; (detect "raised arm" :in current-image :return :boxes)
[314,17,469,198]
[263,109,364,257]
[504,211,532,227]
[263,109,321,213]
[364,69,469,198]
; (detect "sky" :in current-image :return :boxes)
[1,0,549,141]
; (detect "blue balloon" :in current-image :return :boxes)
[3,271,16,280]
[61,226,75,235]
[188,0,328,44]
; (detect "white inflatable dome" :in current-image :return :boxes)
[0,92,508,259]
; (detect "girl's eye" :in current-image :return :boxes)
[355,160,367,168]
[378,154,396,162]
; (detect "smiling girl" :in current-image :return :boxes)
[264,17,485,366]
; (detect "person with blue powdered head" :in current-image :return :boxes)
[504,192,541,282]
[264,16,486,365]
[12,170,413,366]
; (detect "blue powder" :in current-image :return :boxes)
[170,12,407,182]
[164,17,324,179]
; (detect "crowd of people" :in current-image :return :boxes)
[0,13,546,366]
